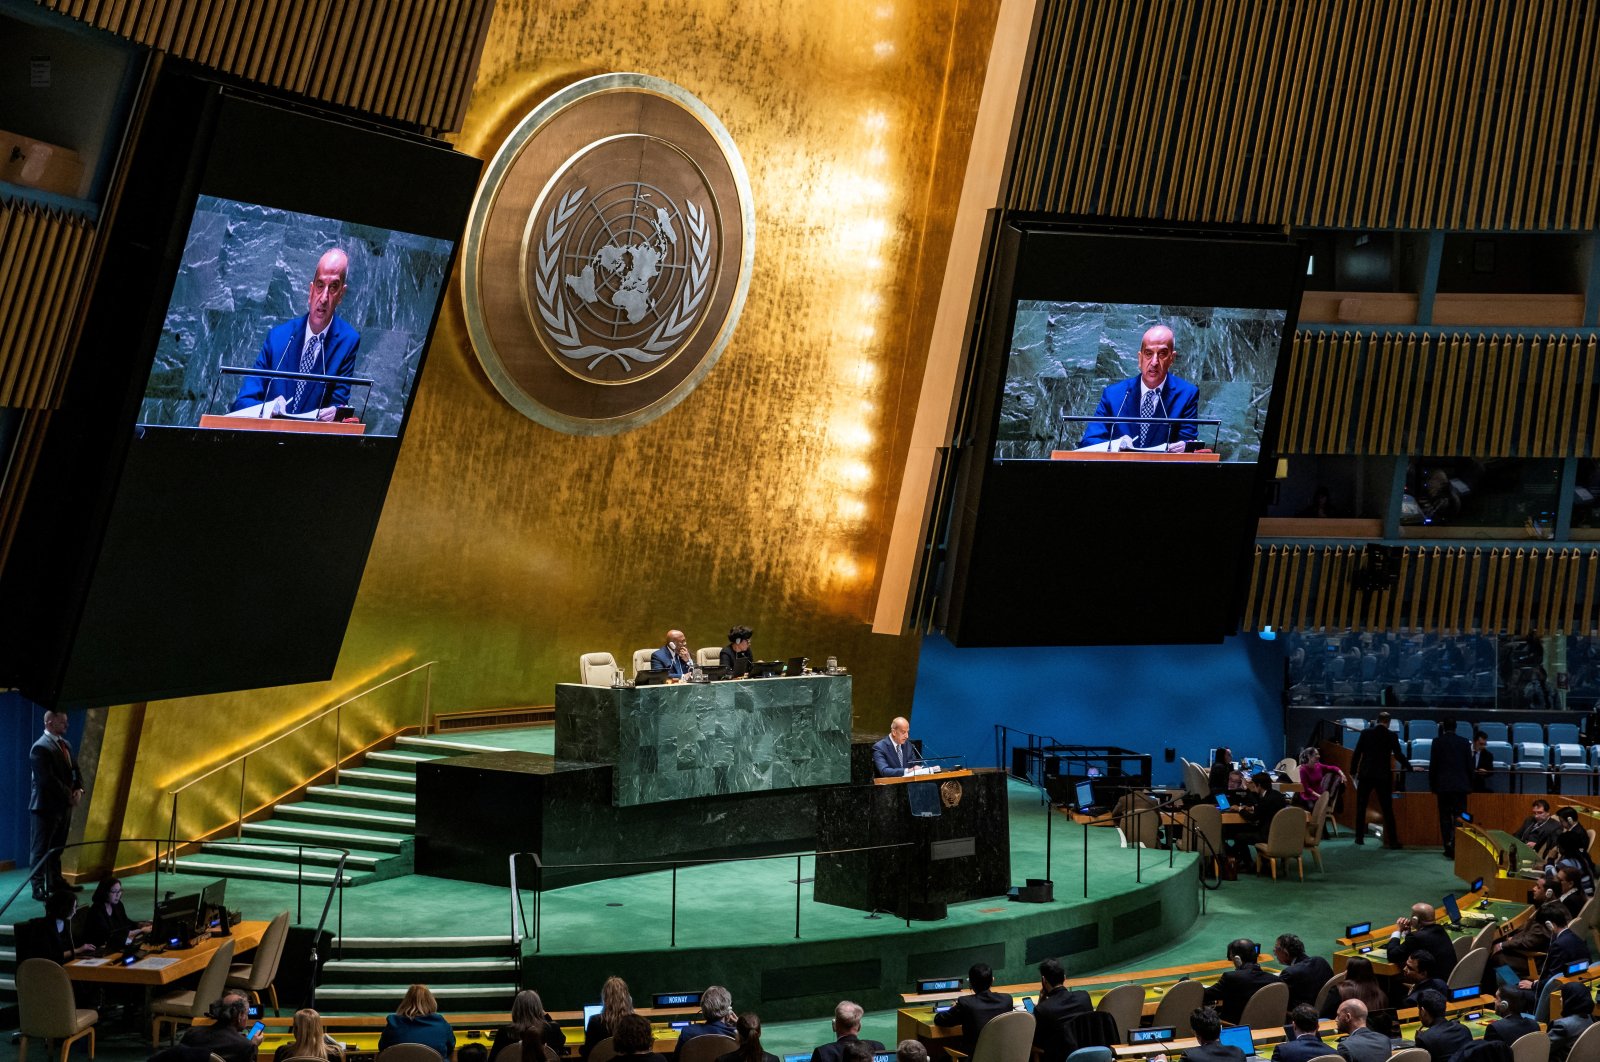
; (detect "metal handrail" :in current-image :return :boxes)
[1,835,349,958]
[165,660,437,869]
[507,841,921,952]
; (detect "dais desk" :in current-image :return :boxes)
[66,920,266,986]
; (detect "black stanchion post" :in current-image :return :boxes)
[670,864,678,947]
[794,854,802,939]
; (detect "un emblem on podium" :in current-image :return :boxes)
[462,74,755,434]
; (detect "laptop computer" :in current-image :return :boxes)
[1496,964,1522,989]
[1075,780,1105,816]
[583,1004,603,1026]
[1442,893,1463,928]
[1218,1026,1256,1057]
[633,669,672,686]
[1215,793,1231,812]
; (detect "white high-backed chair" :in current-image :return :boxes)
[697,646,721,667]
[632,648,656,678]
[579,652,618,686]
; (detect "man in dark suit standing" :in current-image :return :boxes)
[872,718,924,778]
[30,709,83,901]
[1429,719,1474,858]
[1203,939,1279,1024]
[933,963,1013,1055]
[1032,958,1093,1062]
[809,1002,885,1062]
[1350,712,1412,847]
[1470,731,1494,792]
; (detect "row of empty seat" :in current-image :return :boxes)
[1339,717,1586,746]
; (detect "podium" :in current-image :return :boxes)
[813,767,1009,919]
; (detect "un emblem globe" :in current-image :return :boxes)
[560,182,690,341]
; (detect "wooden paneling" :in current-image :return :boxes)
[1008,0,1600,230]
[1246,544,1600,635]
[40,0,495,133]
[1275,331,1600,457]
[0,203,98,410]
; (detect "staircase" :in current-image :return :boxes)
[172,734,518,888]
[316,934,520,1012]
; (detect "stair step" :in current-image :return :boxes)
[312,984,516,1006]
[242,822,407,851]
[365,750,448,767]
[172,856,369,886]
[199,843,387,870]
[397,735,510,754]
[305,784,417,809]
[336,767,418,792]
[274,802,415,829]
[333,935,514,960]
[323,957,519,984]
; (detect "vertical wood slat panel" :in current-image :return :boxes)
[37,0,492,133]
[0,204,98,410]
[1007,0,1600,228]
[1277,331,1600,458]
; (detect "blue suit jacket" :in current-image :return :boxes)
[1078,374,1200,448]
[872,736,922,777]
[650,645,693,677]
[1273,1034,1333,1062]
[231,313,361,415]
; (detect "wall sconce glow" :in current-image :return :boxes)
[874,4,894,17]
[874,40,896,58]
[840,460,872,487]
[863,111,889,133]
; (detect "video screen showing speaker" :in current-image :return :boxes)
[0,70,481,707]
[939,218,1304,647]
[997,300,1287,463]
[138,195,455,438]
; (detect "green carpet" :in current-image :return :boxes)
[2,776,1469,1060]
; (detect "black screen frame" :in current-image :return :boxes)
[0,67,482,706]
[939,215,1305,648]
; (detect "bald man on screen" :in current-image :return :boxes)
[1078,324,1201,451]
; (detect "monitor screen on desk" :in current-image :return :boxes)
[583,1004,603,1026]
[1442,893,1462,925]
[1471,877,1484,894]
[654,991,702,1007]
[1218,1026,1256,1057]
[1075,780,1095,808]
[916,977,963,994]
[1346,921,1371,938]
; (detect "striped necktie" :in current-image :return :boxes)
[1137,388,1157,447]
[293,331,323,410]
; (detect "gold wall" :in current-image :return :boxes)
[86,0,1005,865]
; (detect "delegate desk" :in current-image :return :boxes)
[1455,823,1547,901]
[257,1009,701,1060]
[897,959,1260,1044]
[1332,894,1529,975]
[554,674,853,806]
[815,768,1009,918]
[65,920,266,987]
[1108,999,1501,1059]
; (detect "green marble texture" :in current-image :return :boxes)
[554,675,853,806]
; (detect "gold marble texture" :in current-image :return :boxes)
[89,0,1005,860]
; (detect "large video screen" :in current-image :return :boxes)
[140,196,454,438]
[997,301,1288,463]
[936,218,1304,647]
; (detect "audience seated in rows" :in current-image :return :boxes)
[1334,999,1391,1062]
[1521,902,1588,990]
[1517,801,1561,852]
[1032,958,1094,1062]
[1483,986,1539,1045]
[1273,933,1334,1010]
[273,1008,343,1062]
[932,963,1012,1055]
[676,985,736,1059]
[1203,938,1279,1024]
[717,1013,776,1062]
[1399,949,1448,1007]
[1333,956,1389,1019]
[1186,1006,1245,1062]
[1272,1004,1330,1062]
[490,989,567,1062]
[1386,903,1454,974]
[181,990,263,1062]
[379,984,455,1059]
[583,976,635,1059]
[808,1001,884,1062]
[893,1041,928,1062]
[1549,982,1596,1062]
[1414,989,1472,1062]
[615,1014,666,1062]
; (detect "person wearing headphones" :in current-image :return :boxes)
[720,626,755,677]
[650,629,695,679]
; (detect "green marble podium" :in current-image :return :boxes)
[554,675,853,806]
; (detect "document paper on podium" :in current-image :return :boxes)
[1074,438,1174,453]
[224,396,321,420]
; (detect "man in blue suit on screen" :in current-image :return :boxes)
[232,248,361,420]
[1078,324,1200,451]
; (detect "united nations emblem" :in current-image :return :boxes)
[940,780,963,808]
[462,74,755,434]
